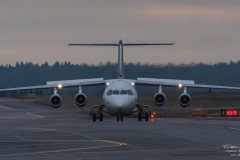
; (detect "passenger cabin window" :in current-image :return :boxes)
[113,90,119,95]
[127,90,134,95]
[106,90,112,96]
[121,90,127,95]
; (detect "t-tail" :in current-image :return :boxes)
[69,40,173,79]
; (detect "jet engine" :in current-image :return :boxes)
[154,93,166,107]
[50,94,62,108]
[74,93,87,107]
[179,93,191,107]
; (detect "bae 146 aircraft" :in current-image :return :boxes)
[1,40,240,122]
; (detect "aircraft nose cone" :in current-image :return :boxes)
[114,98,125,108]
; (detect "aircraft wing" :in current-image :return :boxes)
[46,78,105,87]
[136,77,240,90]
[0,78,105,91]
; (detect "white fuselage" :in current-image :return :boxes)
[103,79,137,116]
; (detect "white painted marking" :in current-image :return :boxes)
[26,113,45,118]
[24,128,56,131]
[2,139,127,157]
[0,105,12,110]
[229,127,240,131]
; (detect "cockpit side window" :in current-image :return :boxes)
[113,90,119,95]
[120,90,127,95]
[127,90,134,95]
[106,90,112,96]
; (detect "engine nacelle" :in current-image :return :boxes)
[50,94,62,108]
[74,93,87,107]
[154,93,166,107]
[179,93,191,108]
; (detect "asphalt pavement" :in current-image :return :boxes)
[0,97,239,159]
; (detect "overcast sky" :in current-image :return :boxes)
[0,0,240,66]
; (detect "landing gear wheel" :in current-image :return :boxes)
[138,112,142,121]
[117,114,119,121]
[120,113,123,121]
[92,114,96,122]
[145,113,149,121]
[99,113,103,122]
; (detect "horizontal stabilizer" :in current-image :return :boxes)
[69,43,173,46]
[69,43,118,46]
[123,43,173,46]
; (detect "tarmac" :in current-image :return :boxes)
[0,97,240,159]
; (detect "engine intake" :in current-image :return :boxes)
[50,94,62,108]
[179,93,191,108]
[154,93,166,107]
[75,93,87,107]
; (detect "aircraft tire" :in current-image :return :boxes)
[100,113,103,122]
[120,113,123,121]
[92,114,96,122]
[117,114,119,121]
[145,113,149,121]
[138,112,142,121]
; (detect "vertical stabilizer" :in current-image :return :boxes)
[118,40,124,79]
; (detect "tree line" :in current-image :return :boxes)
[0,61,240,96]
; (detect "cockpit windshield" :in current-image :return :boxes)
[120,90,127,95]
[106,90,112,96]
[110,89,134,96]
[113,90,119,95]
[127,90,134,95]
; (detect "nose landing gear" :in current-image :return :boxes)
[117,113,123,121]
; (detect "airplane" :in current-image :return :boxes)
[1,40,240,122]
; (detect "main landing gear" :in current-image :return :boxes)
[90,105,106,122]
[135,104,151,121]
[90,104,152,122]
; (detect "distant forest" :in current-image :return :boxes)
[0,61,240,96]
